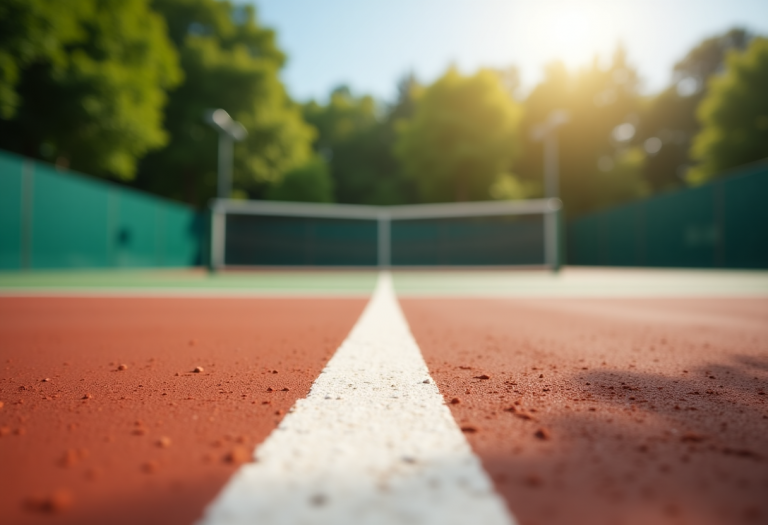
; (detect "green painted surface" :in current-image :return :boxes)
[392,268,768,297]
[0,268,765,297]
[0,269,379,295]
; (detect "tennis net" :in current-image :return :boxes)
[209,198,562,270]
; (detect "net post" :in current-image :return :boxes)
[544,198,562,273]
[377,212,391,268]
[555,205,563,273]
[209,200,226,273]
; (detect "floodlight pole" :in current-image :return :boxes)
[532,110,569,273]
[217,133,234,199]
[204,109,248,199]
[204,109,247,273]
[543,131,560,200]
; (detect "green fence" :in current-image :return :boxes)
[568,160,768,269]
[0,150,201,270]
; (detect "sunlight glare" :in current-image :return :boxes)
[534,2,614,69]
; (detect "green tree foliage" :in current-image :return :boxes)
[0,0,181,179]
[688,38,768,183]
[265,157,334,203]
[518,48,649,216]
[0,0,89,119]
[394,68,523,202]
[302,80,417,205]
[133,0,314,206]
[637,28,751,191]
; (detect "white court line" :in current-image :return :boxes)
[197,272,516,525]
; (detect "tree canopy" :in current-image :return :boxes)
[637,28,752,191]
[134,0,315,206]
[517,48,648,216]
[301,80,417,205]
[0,0,89,119]
[688,37,768,183]
[394,68,523,203]
[265,157,334,203]
[1,4,764,215]
[0,0,181,179]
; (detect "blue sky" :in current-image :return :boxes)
[251,0,768,103]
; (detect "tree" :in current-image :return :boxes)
[517,47,649,216]
[0,0,89,119]
[688,37,768,183]
[637,28,752,191]
[302,83,413,205]
[394,68,523,203]
[0,0,181,179]
[134,0,315,206]
[265,157,334,203]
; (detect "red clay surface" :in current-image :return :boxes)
[0,297,366,525]
[401,297,768,525]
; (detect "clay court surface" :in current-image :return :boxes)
[1,268,767,525]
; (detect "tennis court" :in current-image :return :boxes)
[1,267,766,525]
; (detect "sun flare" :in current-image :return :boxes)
[536,3,612,68]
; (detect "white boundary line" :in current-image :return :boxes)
[197,272,516,525]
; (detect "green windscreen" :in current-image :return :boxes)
[567,161,768,268]
[0,149,201,270]
[0,153,23,269]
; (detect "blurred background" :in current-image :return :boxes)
[1,0,767,269]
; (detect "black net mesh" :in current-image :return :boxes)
[225,214,378,266]
[223,212,546,266]
[391,215,544,266]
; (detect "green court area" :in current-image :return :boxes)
[1,267,767,297]
[0,269,378,296]
[393,268,768,297]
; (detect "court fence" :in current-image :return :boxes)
[0,150,201,270]
[3,147,766,271]
[567,159,768,269]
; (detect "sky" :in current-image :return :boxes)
[251,0,768,103]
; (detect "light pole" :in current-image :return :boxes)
[531,110,569,272]
[204,109,248,199]
[205,109,247,273]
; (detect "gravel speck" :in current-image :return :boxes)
[224,446,251,464]
[25,490,72,513]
